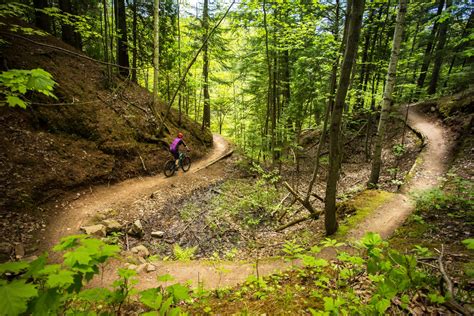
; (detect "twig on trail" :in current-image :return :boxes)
[276,215,312,232]
[125,232,129,251]
[436,245,470,315]
[138,154,147,172]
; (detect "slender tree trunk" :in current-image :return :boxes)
[177,0,182,125]
[110,0,115,65]
[356,6,375,110]
[115,0,130,76]
[416,0,445,90]
[201,0,211,129]
[58,0,75,46]
[33,0,51,33]
[324,0,365,235]
[443,10,474,87]
[153,0,160,116]
[368,0,407,186]
[262,0,272,157]
[428,0,452,95]
[102,0,112,82]
[131,0,138,83]
[305,0,342,201]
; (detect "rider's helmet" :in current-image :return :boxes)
[178,132,184,138]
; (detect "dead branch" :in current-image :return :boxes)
[138,154,147,172]
[276,215,312,232]
[311,192,325,202]
[283,181,319,216]
[271,193,290,217]
[437,245,470,315]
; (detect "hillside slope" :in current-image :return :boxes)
[0,22,213,211]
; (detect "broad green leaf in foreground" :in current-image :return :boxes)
[0,280,38,315]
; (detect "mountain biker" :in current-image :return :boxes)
[169,132,188,167]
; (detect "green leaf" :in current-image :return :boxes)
[46,270,76,288]
[63,247,92,267]
[159,297,173,315]
[428,293,446,304]
[53,234,86,251]
[374,298,391,313]
[0,280,38,315]
[157,273,175,282]
[30,288,61,315]
[23,255,47,279]
[118,268,137,279]
[0,261,29,274]
[462,239,474,250]
[140,288,163,310]
[167,283,190,303]
[6,95,26,108]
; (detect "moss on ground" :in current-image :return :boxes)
[335,190,395,238]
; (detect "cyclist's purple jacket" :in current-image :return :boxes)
[170,137,184,153]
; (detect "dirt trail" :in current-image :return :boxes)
[48,105,454,290]
[347,105,453,240]
[40,134,232,251]
[106,104,452,290]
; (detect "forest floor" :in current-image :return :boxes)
[32,101,453,291]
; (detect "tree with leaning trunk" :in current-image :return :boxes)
[368,0,407,187]
[324,0,366,235]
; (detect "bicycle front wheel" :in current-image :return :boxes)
[181,157,191,172]
[164,160,176,177]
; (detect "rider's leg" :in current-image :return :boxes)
[172,151,179,168]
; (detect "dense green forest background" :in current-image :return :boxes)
[3,0,472,160]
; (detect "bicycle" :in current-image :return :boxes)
[164,151,191,177]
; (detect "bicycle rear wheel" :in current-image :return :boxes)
[164,160,176,177]
[181,156,191,172]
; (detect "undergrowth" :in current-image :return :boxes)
[192,232,473,315]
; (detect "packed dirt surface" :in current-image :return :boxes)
[38,134,232,252]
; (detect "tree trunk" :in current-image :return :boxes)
[33,0,51,33]
[262,0,272,157]
[58,0,75,46]
[201,0,211,129]
[324,0,365,236]
[153,0,160,116]
[177,0,182,126]
[115,0,130,76]
[443,10,474,87]
[368,0,407,186]
[131,0,138,83]
[102,0,112,81]
[428,0,452,95]
[416,0,445,90]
